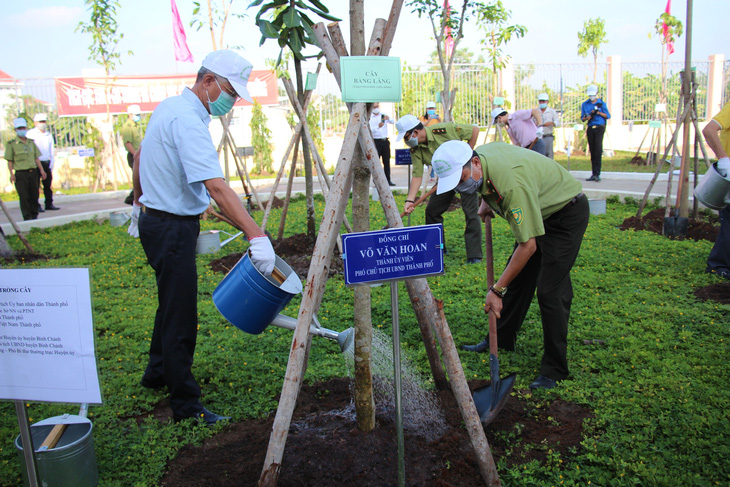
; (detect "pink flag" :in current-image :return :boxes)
[662,0,674,56]
[171,0,194,63]
[444,0,454,59]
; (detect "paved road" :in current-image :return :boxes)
[0,164,699,236]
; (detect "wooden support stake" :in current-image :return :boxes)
[0,197,34,253]
[37,424,67,451]
[278,138,300,241]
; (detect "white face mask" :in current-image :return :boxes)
[372,108,380,115]
[37,122,48,131]
[589,95,597,102]
[405,133,419,148]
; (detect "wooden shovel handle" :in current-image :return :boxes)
[484,218,499,358]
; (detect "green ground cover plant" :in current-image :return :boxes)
[0,194,728,486]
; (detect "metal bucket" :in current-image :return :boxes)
[588,198,606,215]
[109,211,130,227]
[213,252,302,334]
[196,230,243,254]
[15,415,98,487]
[694,163,730,210]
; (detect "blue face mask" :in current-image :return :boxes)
[427,109,436,116]
[539,103,547,110]
[405,133,419,148]
[133,115,141,123]
[16,129,27,138]
[207,78,236,116]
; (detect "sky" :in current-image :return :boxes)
[1,0,728,79]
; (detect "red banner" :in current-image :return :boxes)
[55,70,278,116]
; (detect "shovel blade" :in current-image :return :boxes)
[473,372,517,425]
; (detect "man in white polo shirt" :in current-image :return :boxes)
[27,113,60,211]
[132,50,276,424]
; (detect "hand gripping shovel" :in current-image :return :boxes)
[473,217,516,425]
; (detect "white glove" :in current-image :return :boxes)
[716,156,730,178]
[127,204,141,238]
[249,235,275,276]
[536,126,544,139]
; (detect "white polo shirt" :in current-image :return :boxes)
[26,128,54,169]
[139,87,224,216]
[369,112,394,139]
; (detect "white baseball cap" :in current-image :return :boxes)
[491,108,507,123]
[586,85,598,96]
[538,93,549,101]
[13,118,27,129]
[202,50,254,103]
[127,104,141,115]
[432,141,474,195]
[33,113,48,122]
[395,114,420,141]
[426,101,436,108]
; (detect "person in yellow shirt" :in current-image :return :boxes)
[121,104,143,205]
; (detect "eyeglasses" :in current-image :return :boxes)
[215,76,239,99]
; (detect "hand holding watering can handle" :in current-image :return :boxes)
[249,235,275,276]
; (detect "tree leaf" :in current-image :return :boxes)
[258,19,280,39]
[283,7,301,28]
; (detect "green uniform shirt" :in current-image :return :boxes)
[4,138,41,171]
[410,122,476,178]
[476,142,582,243]
[120,119,142,151]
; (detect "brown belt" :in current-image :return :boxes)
[526,138,538,150]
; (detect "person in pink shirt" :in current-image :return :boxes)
[492,107,545,156]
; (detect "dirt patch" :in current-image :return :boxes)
[694,282,730,304]
[446,195,462,213]
[0,252,53,265]
[161,378,593,487]
[208,233,344,279]
[618,208,719,242]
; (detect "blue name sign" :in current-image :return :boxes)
[341,224,444,286]
[395,149,412,165]
[78,148,95,157]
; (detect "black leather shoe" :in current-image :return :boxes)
[46,204,60,210]
[586,175,597,182]
[595,175,601,182]
[38,205,45,213]
[174,407,231,425]
[529,375,558,390]
[140,376,166,389]
[467,258,482,264]
[388,181,396,187]
[461,338,489,353]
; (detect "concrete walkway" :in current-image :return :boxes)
[0,165,699,236]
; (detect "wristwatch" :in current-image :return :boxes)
[490,284,507,298]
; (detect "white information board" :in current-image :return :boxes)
[0,268,102,404]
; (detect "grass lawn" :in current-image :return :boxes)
[0,194,728,486]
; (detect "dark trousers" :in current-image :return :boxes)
[139,212,203,417]
[425,188,483,260]
[39,161,53,207]
[494,195,589,380]
[707,206,730,274]
[374,138,392,182]
[15,169,39,220]
[587,125,605,177]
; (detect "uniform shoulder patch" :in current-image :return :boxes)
[431,128,447,134]
[510,208,523,225]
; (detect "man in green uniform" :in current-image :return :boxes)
[5,118,46,221]
[395,114,482,263]
[121,104,143,205]
[432,140,589,390]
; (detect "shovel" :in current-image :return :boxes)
[472,217,516,425]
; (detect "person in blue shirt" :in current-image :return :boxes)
[131,50,276,425]
[581,85,611,181]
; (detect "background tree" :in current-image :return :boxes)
[475,0,526,104]
[249,100,274,174]
[577,17,608,83]
[190,0,248,50]
[76,0,132,191]
[653,11,683,106]
[250,0,339,243]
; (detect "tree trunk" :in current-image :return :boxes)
[294,59,316,244]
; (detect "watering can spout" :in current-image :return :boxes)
[270,314,354,353]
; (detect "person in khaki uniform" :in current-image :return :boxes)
[432,141,589,390]
[395,115,483,263]
[5,118,46,220]
[121,104,143,205]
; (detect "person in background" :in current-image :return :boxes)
[5,118,46,220]
[121,104,143,205]
[701,101,730,279]
[369,102,396,186]
[27,113,59,211]
[420,101,441,182]
[492,107,546,156]
[132,50,276,425]
[395,114,483,263]
[433,140,588,390]
[581,84,611,181]
[537,93,560,160]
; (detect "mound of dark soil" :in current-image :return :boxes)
[208,233,344,279]
[618,208,719,242]
[0,252,53,265]
[161,378,593,487]
[694,282,730,304]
